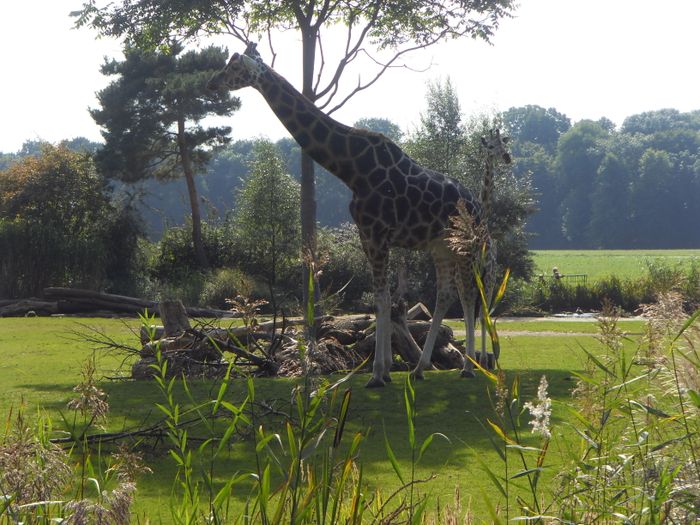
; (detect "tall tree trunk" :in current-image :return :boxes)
[177,117,209,269]
[300,29,320,321]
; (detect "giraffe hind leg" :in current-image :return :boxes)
[412,251,457,380]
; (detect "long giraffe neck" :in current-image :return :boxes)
[480,156,495,223]
[253,66,387,192]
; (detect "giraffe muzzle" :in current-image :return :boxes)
[207,74,224,91]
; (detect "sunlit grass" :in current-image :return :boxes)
[531,249,700,282]
[0,316,641,520]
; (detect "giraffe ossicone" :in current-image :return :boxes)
[208,46,511,387]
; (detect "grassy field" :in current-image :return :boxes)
[531,249,700,282]
[0,315,642,521]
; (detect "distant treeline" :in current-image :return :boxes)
[2,106,699,249]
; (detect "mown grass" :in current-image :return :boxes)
[446,317,646,335]
[0,315,638,521]
[531,249,700,282]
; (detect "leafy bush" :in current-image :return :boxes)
[150,221,236,281]
[520,261,700,314]
[319,224,372,308]
[319,224,438,311]
[199,267,254,309]
[0,144,144,298]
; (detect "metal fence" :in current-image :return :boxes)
[540,273,588,286]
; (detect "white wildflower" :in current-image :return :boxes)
[524,375,552,439]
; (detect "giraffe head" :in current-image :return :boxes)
[480,129,511,165]
[207,43,265,92]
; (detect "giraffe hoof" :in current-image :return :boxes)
[411,370,425,381]
[365,377,386,388]
[460,369,476,379]
[383,375,392,383]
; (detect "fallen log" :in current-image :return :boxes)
[0,299,58,317]
[140,315,333,345]
[45,287,153,307]
[44,287,236,318]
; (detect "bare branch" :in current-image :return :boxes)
[313,32,326,95]
[313,1,381,103]
[266,27,278,68]
[323,34,444,115]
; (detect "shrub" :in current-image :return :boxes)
[319,224,372,308]
[0,144,144,298]
[199,267,254,309]
[150,221,236,281]
[518,261,700,315]
[319,223,438,311]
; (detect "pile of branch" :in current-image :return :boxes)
[0,287,236,318]
[130,300,465,380]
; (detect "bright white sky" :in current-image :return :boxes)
[1,0,699,153]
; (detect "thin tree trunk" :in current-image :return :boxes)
[177,117,208,269]
[300,29,320,321]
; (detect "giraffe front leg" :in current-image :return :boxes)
[412,298,451,380]
[367,285,391,388]
[412,254,456,380]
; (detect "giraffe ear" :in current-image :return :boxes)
[503,136,510,144]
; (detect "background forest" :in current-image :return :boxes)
[1,100,699,309]
[3,105,697,249]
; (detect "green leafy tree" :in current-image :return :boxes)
[502,105,571,155]
[0,144,141,297]
[74,0,516,310]
[353,117,404,142]
[556,120,609,246]
[91,44,240,268]
[589,153,630,248]
[406,84,534,278]
[406,77,466,179]
[502,105,571,248]
[233,140,301,291]
[622,108,700,135]
[630,149,676,248]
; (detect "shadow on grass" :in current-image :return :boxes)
[16,366,579,519]
[19,366,576,458]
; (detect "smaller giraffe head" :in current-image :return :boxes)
[480,129,511,165]
[207,43,265,92]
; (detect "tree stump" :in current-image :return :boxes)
[159,300,191,337]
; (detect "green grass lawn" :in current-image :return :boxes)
[0,315,639,521]
[531,249,700,282]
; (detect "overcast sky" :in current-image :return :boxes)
[1,0,699,153]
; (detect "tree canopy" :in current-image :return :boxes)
[75,0,517,306]
[0,144,141,297]
[91,43,240,267]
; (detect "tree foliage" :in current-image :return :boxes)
[509,107,700,249]
[91,43,240,268]
[406,78,466,180]
[74,0,515,112]
[75,0,517,308]
[405,80,535,279]
[0,144,141,297]
[233,140,301,288]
